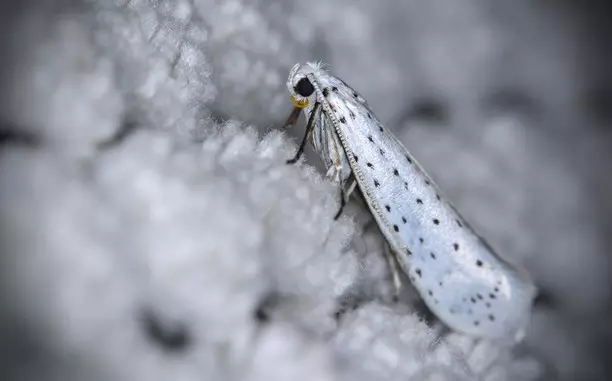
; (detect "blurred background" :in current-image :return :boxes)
[0,1,611,380]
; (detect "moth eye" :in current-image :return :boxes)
[294,77,315,97]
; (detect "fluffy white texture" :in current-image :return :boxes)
[0,100,536,381]
[0,8,124,156]
[0,124,359,380]
[109,0,216,138]
[95,123,364,336]
[135,0,314,125]
[2,0,610,380]
[0,121,539,381]
[3,119,535,380]
[334,303,472,381]
[0,0,216,156]
[333,303,541,381]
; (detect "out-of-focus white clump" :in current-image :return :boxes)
[0,7,124,156]
[134,0,316,125]
[109,0,216,139]
[0,121,359,380]
[0,0,216,157]
[0,148,146,381]
[333,303,541,381]
[334,303,471,381]
[95,122,363,338]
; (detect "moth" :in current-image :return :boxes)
[283,62,536,341]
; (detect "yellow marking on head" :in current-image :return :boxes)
[291,96,309,108]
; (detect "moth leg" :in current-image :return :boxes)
[283,106,301,128]
[345,176,357,199]
[329,164,344,219]
[333,176,357,220]
[383,243,402,301]
[287,102,320,164]
[333,181,347,220]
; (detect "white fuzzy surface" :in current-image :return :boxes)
[0,1,610,380]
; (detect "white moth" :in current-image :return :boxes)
[283,62,536,341]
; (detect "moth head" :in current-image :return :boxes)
[287,63,316,109]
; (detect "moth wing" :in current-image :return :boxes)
[317,74,536,340]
